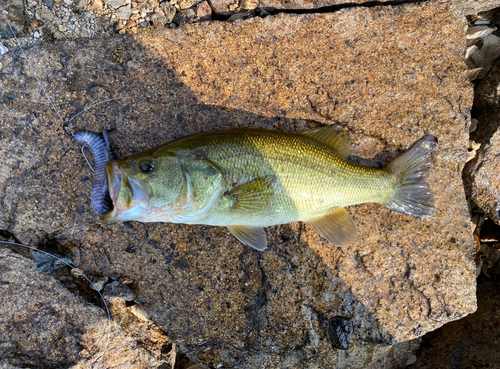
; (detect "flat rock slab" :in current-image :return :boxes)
[0,249,172,368]
[0,1,475,368]
[408,282,500,369]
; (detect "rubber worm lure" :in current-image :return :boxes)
[74,131,114,216]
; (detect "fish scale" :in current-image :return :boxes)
[101,127,436,250]
[163,129,393,224]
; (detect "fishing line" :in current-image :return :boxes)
[0,4,137,137]
[0,240,111,367]
[0,3,123,367]
[0,5,66,125]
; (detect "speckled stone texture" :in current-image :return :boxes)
[470,60,500,224]
[471,128,500,223]
[0,248,173,368]
[211,0,393,13]
[450,0,500,16]
[0,1,475,368]
[408,282,500,369]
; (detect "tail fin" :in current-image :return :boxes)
[385,136,437,217]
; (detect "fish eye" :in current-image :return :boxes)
[139,160,155,174]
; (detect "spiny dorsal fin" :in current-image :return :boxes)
[305,208,357,247]
[225,176,277,213]
[303,126,351,159]
[227,226,268,251]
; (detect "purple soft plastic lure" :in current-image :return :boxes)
[74,131,114,216]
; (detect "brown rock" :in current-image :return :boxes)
[0,1,475,368]
[408,282,500,369]
[210,0,500,13]
[475,59,500,112]
[195,1,212,19]
[450,0,500,16]
[0,0,25,39]
[0,248,173,368]
[471,128,500,223]
[210,0,233,14]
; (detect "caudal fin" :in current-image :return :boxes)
[385,136,437,217]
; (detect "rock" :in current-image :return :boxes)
[471,128,500,223]
[450,0,500,17]
[0,248,172,367]
[0,0,25,39]
[178,0,203,10]
[475,59,500,112]
[116,5,133,20]
[103,280,136,301]
[74,0,88,12]
[0,1,475,368]
[236,0,259,11]
[172,8,196,24]
[90,275,109,291]
[160,2,177,23]
[151,12,168,26]
[210,0,232,14]
[465,25,500,80]
[106,0,130,9]
[408,282,500,369]
[31,249,72,273]
[195,1,212,20]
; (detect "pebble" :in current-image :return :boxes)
[0,44,8,55]
[90,276,109,292]
[151,13,167,26]
[116,5,132,20]
[128,304,152,322]
[178,0,202,10]
[106,0,130,9]
[196,1,211,19]
[103,280,136,301]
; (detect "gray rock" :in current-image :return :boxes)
[151,12,168,27]
[160,2,177,23]
[105,0,130,9]
[0,248,106,367]
[116,5,133,21]
[103,280,136,301]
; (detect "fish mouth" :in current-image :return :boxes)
[100,161,150,222]
[100,161,124,221]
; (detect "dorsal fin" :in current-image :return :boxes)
[303,126,351,159]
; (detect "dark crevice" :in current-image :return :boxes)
[210,0,427,22]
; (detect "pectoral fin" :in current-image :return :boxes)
[227,226,268,251]
[306,208,357,247]
[225,176,277,213]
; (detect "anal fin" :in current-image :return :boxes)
[227,226,268,251]
[305,208,357,247]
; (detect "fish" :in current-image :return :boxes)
[97,127,436,250]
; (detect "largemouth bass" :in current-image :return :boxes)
[97,127,436,250]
